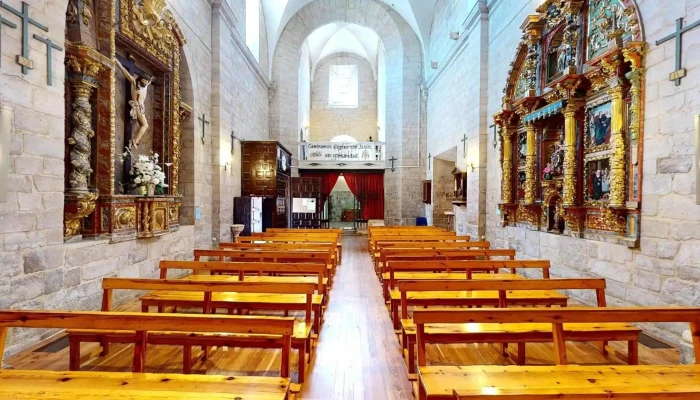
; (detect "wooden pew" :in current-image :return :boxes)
[370,234,463,256]
[0,370,290,399]
[194,249,335,285]
[379,249,516,275]
[390,277,568,330]
[67,278,316,383]
[374,241,487,272]
[0,309,294,394]
[402,279,639,375]
[243,233,342,264]
[382,259,551,301]
[219,241,338,271]
[159,260,327,296]
[417,307,700,400]
[368,227,447,251]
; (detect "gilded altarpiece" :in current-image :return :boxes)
[495,0,645,247]
[63,0,191,242]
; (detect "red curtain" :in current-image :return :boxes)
[343,172,384,220]
[301,171,341,198]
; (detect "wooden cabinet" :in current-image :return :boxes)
[291,177,322,228]
[237,141,292,230]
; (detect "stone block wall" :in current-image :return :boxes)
[269,0,424,225]
[0,0,270,357]
[426,0,488,237]
[310,53,377,143]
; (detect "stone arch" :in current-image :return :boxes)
[178,47,196,225]
[310,53,377,143]
[271,0,424,224]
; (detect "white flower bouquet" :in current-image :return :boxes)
[121,148,168,196]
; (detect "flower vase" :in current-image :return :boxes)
[138,185,147,196]
[147,183,156,196]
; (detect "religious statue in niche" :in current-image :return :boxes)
[547,198,565,233]
[545,133,565,179]
[115,57,155,149]
[588,102,612,147]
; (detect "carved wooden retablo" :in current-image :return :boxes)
[63,0,191,242]
[494,0,645,247]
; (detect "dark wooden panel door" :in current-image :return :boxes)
[234,197,252,236]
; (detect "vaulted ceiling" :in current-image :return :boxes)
[305,23,381,80]
[261,0,436,74]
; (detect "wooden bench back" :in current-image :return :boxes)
[372,235,468,253]
[101,278,316,323]
[250,233,338,240]
[412,307,700,364]
[267,228,343,234]
[220,242,334,251]
[0,309,295,372]
[399,278,605,320]
[193,249,330,264]
[158,260,326,292]
[377,241,489,251]
[387,260,551,290]
[389,259,550,275]
[381,249,516,273]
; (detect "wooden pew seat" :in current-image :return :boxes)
[389,288,567,330]
[68,320,313,379]
[401,319,640,374]
[422,365,700,400]
[0,369,290,400]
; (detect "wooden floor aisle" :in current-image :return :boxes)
[299,235,413,400]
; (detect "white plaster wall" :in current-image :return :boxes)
[310,53,377,142]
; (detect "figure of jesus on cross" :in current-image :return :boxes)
[115,57,155,149]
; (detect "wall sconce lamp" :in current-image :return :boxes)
[470,163,475,172]
[223,161,231,171]
[449,31,460,40]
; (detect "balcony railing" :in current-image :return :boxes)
[299,141,385,162]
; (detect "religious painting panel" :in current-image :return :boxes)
[584,157,611,204]
[585,100,612,150]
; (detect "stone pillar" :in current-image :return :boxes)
[607,80,626,208]
[562,100,583,206]
[65,55,101,194]
[500,126,516,204]
[524,123,537,204]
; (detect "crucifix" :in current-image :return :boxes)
[0,1,48,73]
[115,54,153,150]
[32,35,62,86]
[428,153,431,170]
[461,134,468,158]
[199,113,209,144]
[230,130,236,154]
[656,17,700,86]
[0,14,17,68]
[389,156,398,172]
